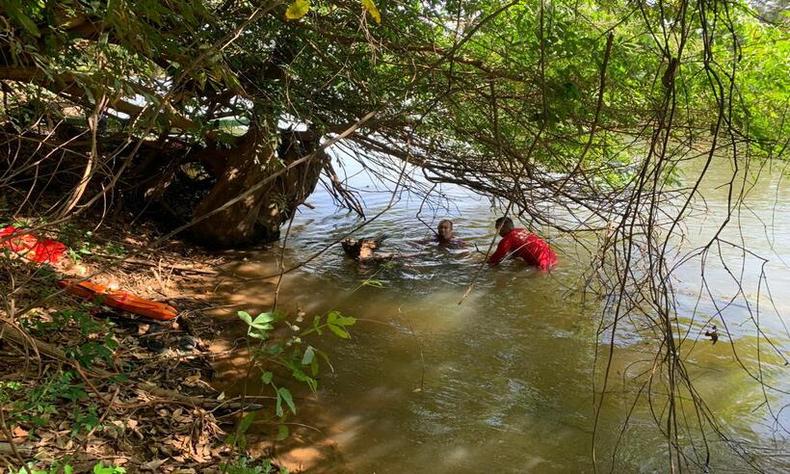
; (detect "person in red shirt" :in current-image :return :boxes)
[488,217,557,270]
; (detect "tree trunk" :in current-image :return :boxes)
[190,125,326,248]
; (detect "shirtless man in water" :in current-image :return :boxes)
[434,219,465,248]
[488,217,557,270]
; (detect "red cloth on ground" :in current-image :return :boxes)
[0,226,67,264]
[488,228,557,270]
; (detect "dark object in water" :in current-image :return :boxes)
[341,236,391,261]
[704,325,718,345]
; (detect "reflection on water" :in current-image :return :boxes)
[224,158,790,472]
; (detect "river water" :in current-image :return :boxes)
[226,156,790,472]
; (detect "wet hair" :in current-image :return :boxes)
[495,216,513,229]
[438,219,453,229]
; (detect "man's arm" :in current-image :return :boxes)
[487,237,510,266]
[409,236,436,247]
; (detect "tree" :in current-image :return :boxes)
[2,0,789,470]
[1,0,785,245]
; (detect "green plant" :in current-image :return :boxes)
[234,309,355,432]
[71,404,101,435]
[65,337,118,368]
[103,241,127,257]
[0,381,22,404]
[57,225,96,261]
[225,410,256,451]
[13,464,73,474]
[13,461,126,474]
[221,456,286,474]
[49,308,104,336]
[6,371,87,427]
[238,309,356,402]
[29,307,118,368]
[91,462,126,474]
[31,372,83,425]
[360,279,385,288]
[237,311,276,340]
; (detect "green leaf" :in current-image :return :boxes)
[327,310,354,339]
[275,392,283,417]
[237,411,257,434]
[362,0,381,24]
[92,463,126,474]
[312,315,323,335]
[317,349,335,373]
[239,311,274,330]
[251,312,275,328]
[278,387,296,414]
[285,0,310,20]
[248,328,271,340]
[292,369,318,392]
[5,0,41,38]
[276,424,290,441]
[240,311,274,339]
[261,371,273,384]
[327,323,350,339]
[301,346,315,365]
[327,310,356,327]
[237,311,252,325]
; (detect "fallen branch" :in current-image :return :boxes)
[0,441,33,456]
[90,253,219,275]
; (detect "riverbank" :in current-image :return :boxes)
[0,215,309,473]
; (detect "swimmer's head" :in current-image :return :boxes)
[495,216,514,237]
[437,219,454,242]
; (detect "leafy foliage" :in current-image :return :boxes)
[27,307,119,368]
[0,0,786,247]
[285,0,311,21]
[14,462,126,474]
[3,371,90,428]
[232,308,355,440]
[221,456,287,474]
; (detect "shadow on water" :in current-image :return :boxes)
[202,158,790,472]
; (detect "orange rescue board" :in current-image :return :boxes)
[58,280,178,321]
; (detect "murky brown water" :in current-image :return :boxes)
[218,157,790,472]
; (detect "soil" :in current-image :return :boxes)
[0,214,284,473]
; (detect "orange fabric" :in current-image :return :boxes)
[488,228,557,270]
[0,226,66,264]
[58,280,178,321]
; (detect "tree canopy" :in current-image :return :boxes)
[1,0,786,244]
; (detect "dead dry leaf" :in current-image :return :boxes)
[141,458,168,471]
